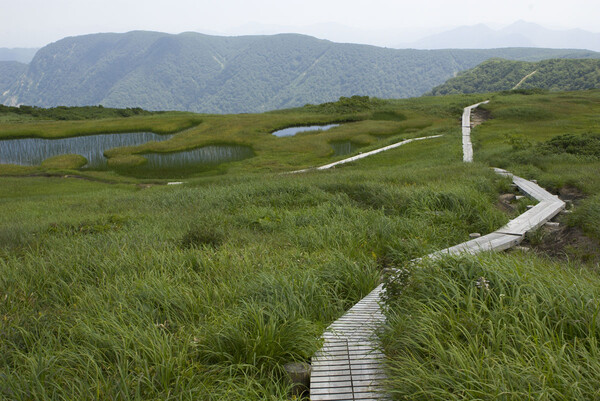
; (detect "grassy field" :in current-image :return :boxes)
[0,95,485,178]
[381,89,600,400]
[1,91,600,399]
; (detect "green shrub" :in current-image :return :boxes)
[41,154,88,169]
[541,133,600,158]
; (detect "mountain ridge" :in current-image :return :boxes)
[402,21,600,52]
[2,31,600,113]
[0,48,39,64]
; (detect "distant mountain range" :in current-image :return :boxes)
[402,21,600,52]
[0,48,39,64]
[428,58,600,95]
[1,31,599,113]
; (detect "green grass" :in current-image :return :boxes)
[382,253,600,400]
[0,140,509,399]
[1,90,600,399]
[0,95,484,178]
[378,89,600,400]
[471,89,600,242]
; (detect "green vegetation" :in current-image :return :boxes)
[382,253,600,400]
[41,154,88,169]
[1,89,600,399]
[541,133,600,158]
[0,104,158,121]
[0,152,508,399]
[0,113,201,139]
[0,95,468,176]
[0,61,26,95]
[380,89,600,400]
[472,89,600,243]
[428,58,600,95]
[2,31,598,113]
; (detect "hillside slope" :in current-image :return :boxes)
[2,31,599,113]
[0,61,27,97]
[428,58,600,95]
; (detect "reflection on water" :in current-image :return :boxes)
[0,132,172,168]
[272,124,340,137]
[330,141,361,156]
[143,145,254,168]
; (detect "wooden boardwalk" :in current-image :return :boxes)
[462,100,488,162]
[290,135,443,174]
[310,286,386,400]
[309,102,564,400]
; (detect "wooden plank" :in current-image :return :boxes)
[310,100,567,401]
[498,201,564,235]
[315,135,443,170]
[311,393,355,401]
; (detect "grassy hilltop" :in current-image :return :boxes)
[429,58,600,95]
[1,90,600,399]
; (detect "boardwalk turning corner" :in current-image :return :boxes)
[309,101,565,400]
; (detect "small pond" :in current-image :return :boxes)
[330,141,361,156]
[272,124,340,137]
[143,145,254,169]
[0,132,172,168]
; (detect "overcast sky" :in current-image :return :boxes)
[1,0,599,48]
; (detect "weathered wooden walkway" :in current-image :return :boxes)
[309,102,565,400]
[462,100,488,162]
[290,134,443,174]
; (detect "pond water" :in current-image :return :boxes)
[143,145,254,169]
[330,141,361,156]
[272,124,340,137]
[0,132,172,168]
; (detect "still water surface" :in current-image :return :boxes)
[272,124,339,137]
[0,132,172,168]
[143,146,254,168]
[330,141,361,156]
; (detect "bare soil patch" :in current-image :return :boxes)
[496,193,517,214]
[471,108,492,128]
[559,185,585,202]
[523,221,600,266]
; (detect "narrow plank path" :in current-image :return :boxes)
[462,100,488,162]
[309,102,564,400]
[290,135,443,174]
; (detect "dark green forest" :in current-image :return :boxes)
[0,104,158,120]
[1,31,599,113]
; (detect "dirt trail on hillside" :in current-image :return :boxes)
[512,70,538,90]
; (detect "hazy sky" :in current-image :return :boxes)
[1,0,599,47]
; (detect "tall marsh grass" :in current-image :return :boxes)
[0,146,508,399]
[382,253,600,400]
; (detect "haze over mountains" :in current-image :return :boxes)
[1,31,599,114]
[0,48,39,64]
[402,21,600,52]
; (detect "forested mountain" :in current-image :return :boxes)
[0,61,27,96]
[2,31,599,113]
[428,58,600,95]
